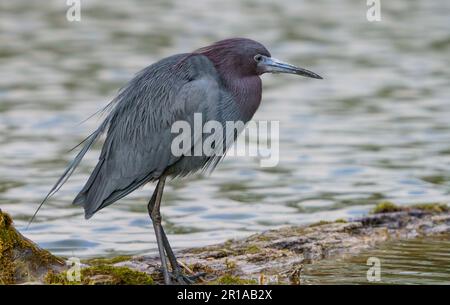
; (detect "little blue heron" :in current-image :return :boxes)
[31,38,322,284]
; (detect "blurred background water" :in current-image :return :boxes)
[0,0,449,281]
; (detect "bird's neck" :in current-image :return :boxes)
[199,51,262,121]
[219,70,262,122]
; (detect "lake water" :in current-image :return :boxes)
[302,234,450,285]
[0,0,449,282]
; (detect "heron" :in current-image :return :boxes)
[31,38,322,284]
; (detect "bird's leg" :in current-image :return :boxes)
[148,184,178,270]
[160,228,206,284]
[148,178,204,284]
[148,176,171,285]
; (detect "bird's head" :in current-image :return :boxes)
[196,38,322,79]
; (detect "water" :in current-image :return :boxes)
[0,0,449,280]
[302,234,450,285]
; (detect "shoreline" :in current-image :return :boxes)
[1,202,449,284]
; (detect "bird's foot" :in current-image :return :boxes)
[170,270,206,285]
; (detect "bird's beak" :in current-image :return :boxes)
[259,56,323,79]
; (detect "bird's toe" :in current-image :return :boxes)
[170,271,206,285]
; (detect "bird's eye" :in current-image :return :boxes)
[254,55,263,63]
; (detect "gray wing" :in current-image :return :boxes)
[75,56,223,218]
[77,92,220,217]
[31,54,224,223]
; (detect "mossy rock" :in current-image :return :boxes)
[372,201,449,214]
[210,274,258,285]
[45,265,154,285]
[0,209,65,284]
[414,203,449,213]
[244,245,262,254]
[83,255,132,266]
[309,218,348,227]
[372,201,403,214]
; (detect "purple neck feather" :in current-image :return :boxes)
[196,47,262,121]
[218,67,262,121]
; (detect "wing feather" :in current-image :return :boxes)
[74,54,223,218]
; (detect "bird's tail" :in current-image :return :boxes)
[27,128,104,229]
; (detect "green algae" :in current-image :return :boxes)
[372,201,402,214]
[0,211,15,284]
[334,218,348,224]
[45,265,154,285]
[83,255,132,266]
[309,218,348,227]
[245,245,262,254]
[188,262,215,275]
[0,209,64,284]
[210,274,257,285]
[372,201,449,214]
[414,203,449,213]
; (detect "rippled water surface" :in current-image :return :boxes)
[1,0,449,277]
[303,234,450,285]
